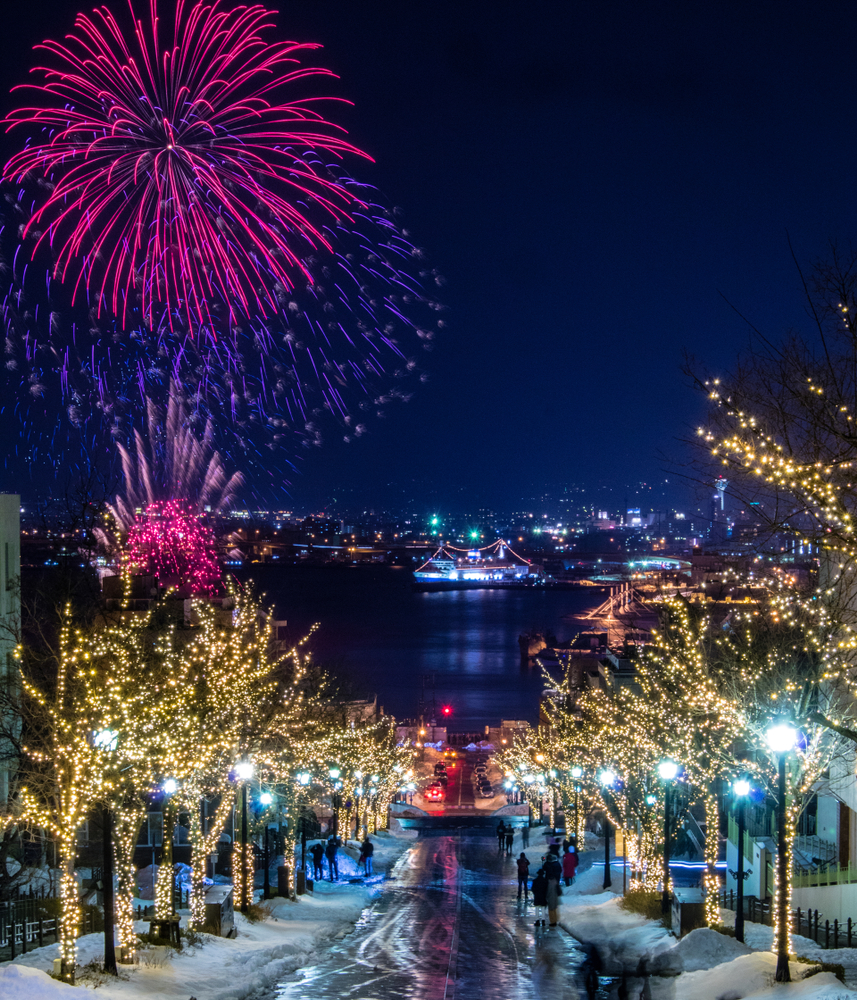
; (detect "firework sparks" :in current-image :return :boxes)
[125,499,220,594]
[4,0,369,331]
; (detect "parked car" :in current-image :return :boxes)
[437,773,448,786]
[434,762,447,774]
[479,786,494,798]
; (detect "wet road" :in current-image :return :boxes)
[272,831,649,1000]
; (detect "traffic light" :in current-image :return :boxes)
[442,705,452,716]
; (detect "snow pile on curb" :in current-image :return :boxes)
[649,926,751,974]
[675,953,857,1000]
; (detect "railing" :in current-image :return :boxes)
[718,890,857,949]
[793,861,857,888]
[727,815,755,862]
[0,897,87,962]
[794,834,837,865]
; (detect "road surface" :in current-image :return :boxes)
[271,830,657,1000]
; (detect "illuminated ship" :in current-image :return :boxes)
[413,539,548,590]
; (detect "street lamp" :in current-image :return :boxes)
[259,791,274,899]
[731,779,752,944]
[234,760,254,913]
[658,759,679,922]
[766,722,798,983]
[571,766,583,845]
[599,769,616,890]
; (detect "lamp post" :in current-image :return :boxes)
[235,761,254,914]
[599,769,616,890]
[658,759,679,923]
[731,779,752,943]
[329,766,341,836]
[766,722,798,983]
[160,778,178,920]
[260,792,273,900]
[571,766,583,846]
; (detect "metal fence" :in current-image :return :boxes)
[718,890,857,949]
[0,897,80,962]
[793,861,857,888]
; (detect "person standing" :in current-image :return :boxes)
[361,837,375,875]
[310,841,325,881]
[325,834,341,880]
[531,868,549,927]
[496,820,506,851]
[516,853,530,899]
[505,827,514,855]
[522,824,530,848]
[543,853,562,927]
[562,846,578,886]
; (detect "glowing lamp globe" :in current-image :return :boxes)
[734,779,752,797]
[235,761,254,781]
[571,766,583,779]
[599,769,616,787]
[259,792,273,806]
[297,772,311,786]
[765,723,798,753]
[162,778,178,794]
[646,794,657,806]
[328,767,341,779]
[658,760,679,781]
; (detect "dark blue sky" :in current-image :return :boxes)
[4,0,857,513]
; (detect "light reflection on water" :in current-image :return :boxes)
[236,565,597,727]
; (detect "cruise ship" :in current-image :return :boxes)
[413,540,548,590]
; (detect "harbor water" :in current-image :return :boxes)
[233,564,598,730]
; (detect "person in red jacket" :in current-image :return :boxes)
[516,853,530,899]
[562,846,578,886]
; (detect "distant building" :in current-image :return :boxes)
[0,494,21,806]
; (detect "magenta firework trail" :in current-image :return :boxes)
[3,0,369,332]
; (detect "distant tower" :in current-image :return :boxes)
[710,477,728,542]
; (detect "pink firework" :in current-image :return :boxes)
[4,0,369,331]
[125,499,220,594]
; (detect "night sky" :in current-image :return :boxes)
[3,1,857,513]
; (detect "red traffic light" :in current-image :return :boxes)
[442,705,452,715]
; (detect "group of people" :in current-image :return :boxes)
[515,837,579,928]
[308,834,376,881]
[496,819,529,854]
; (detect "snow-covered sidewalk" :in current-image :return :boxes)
[548,848,857,999]
[0,829,415,1000]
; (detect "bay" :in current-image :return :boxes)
[233,564,599,730]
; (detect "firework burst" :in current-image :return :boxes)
[125,499,220,594]
[4,0,369,331]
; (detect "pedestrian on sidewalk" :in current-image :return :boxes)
[522,824,530,848]
[531,868,549,927]
[516,853,530,899]
[562,846,578,886]
[497,820,506,851]
[543,853,562,927]
[310,842,325,881]
[505,827,514,855]
[360,837,375,875]
[325,834,341,880]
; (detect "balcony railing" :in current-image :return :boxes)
[793,861,857,888]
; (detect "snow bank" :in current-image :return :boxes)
[675,952,857,1000]
[649,926,751,975]
[0,964,79,999]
